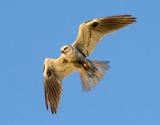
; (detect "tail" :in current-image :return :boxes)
[78,60,110,92]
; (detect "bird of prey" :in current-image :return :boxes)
[43,15,136,114]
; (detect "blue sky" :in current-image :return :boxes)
[0,0,160,125]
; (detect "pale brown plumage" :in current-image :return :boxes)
[43,58,76,114]
[72,15,136,56]
[43,15,136,115]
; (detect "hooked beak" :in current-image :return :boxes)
[61,49,64,53]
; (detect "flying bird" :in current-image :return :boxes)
[43,15,136,114]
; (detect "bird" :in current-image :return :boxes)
[43,15,136,114]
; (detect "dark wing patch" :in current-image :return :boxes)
[47,70,52,77]
[91,22,98,28]
[43,66,63,114]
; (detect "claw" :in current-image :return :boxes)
[83,63,89,70]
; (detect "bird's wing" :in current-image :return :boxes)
[72,15,136,56]
[43,57,76,114]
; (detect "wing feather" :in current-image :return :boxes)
[43,69,63,114]
[43,57,76,114]
[72,15,136,56]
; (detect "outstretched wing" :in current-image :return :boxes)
[43,57,76,114]
[72,15,136,57]
[43,60,63,114]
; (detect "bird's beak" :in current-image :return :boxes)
[61,49,64,53]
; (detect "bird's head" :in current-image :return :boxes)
[60,45,73,54]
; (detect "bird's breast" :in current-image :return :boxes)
[55,59,77,79]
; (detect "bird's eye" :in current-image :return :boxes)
[64,47,68,50]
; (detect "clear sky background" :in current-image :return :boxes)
[0,0,160,125]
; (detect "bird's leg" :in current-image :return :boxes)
[75,52,96,71]
[76,58,90,70]
[83,63,89,70]
[82,59,97,72]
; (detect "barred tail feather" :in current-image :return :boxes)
[78,60,109,92]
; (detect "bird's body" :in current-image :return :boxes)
[43,15,136,114]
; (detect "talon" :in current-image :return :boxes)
[83,63,89,70]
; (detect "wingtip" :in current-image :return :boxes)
[51,111,57,115]
[126,16,137,24]
[128,15,137,23]
[46,106,48,110]
[107,14,137,23]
